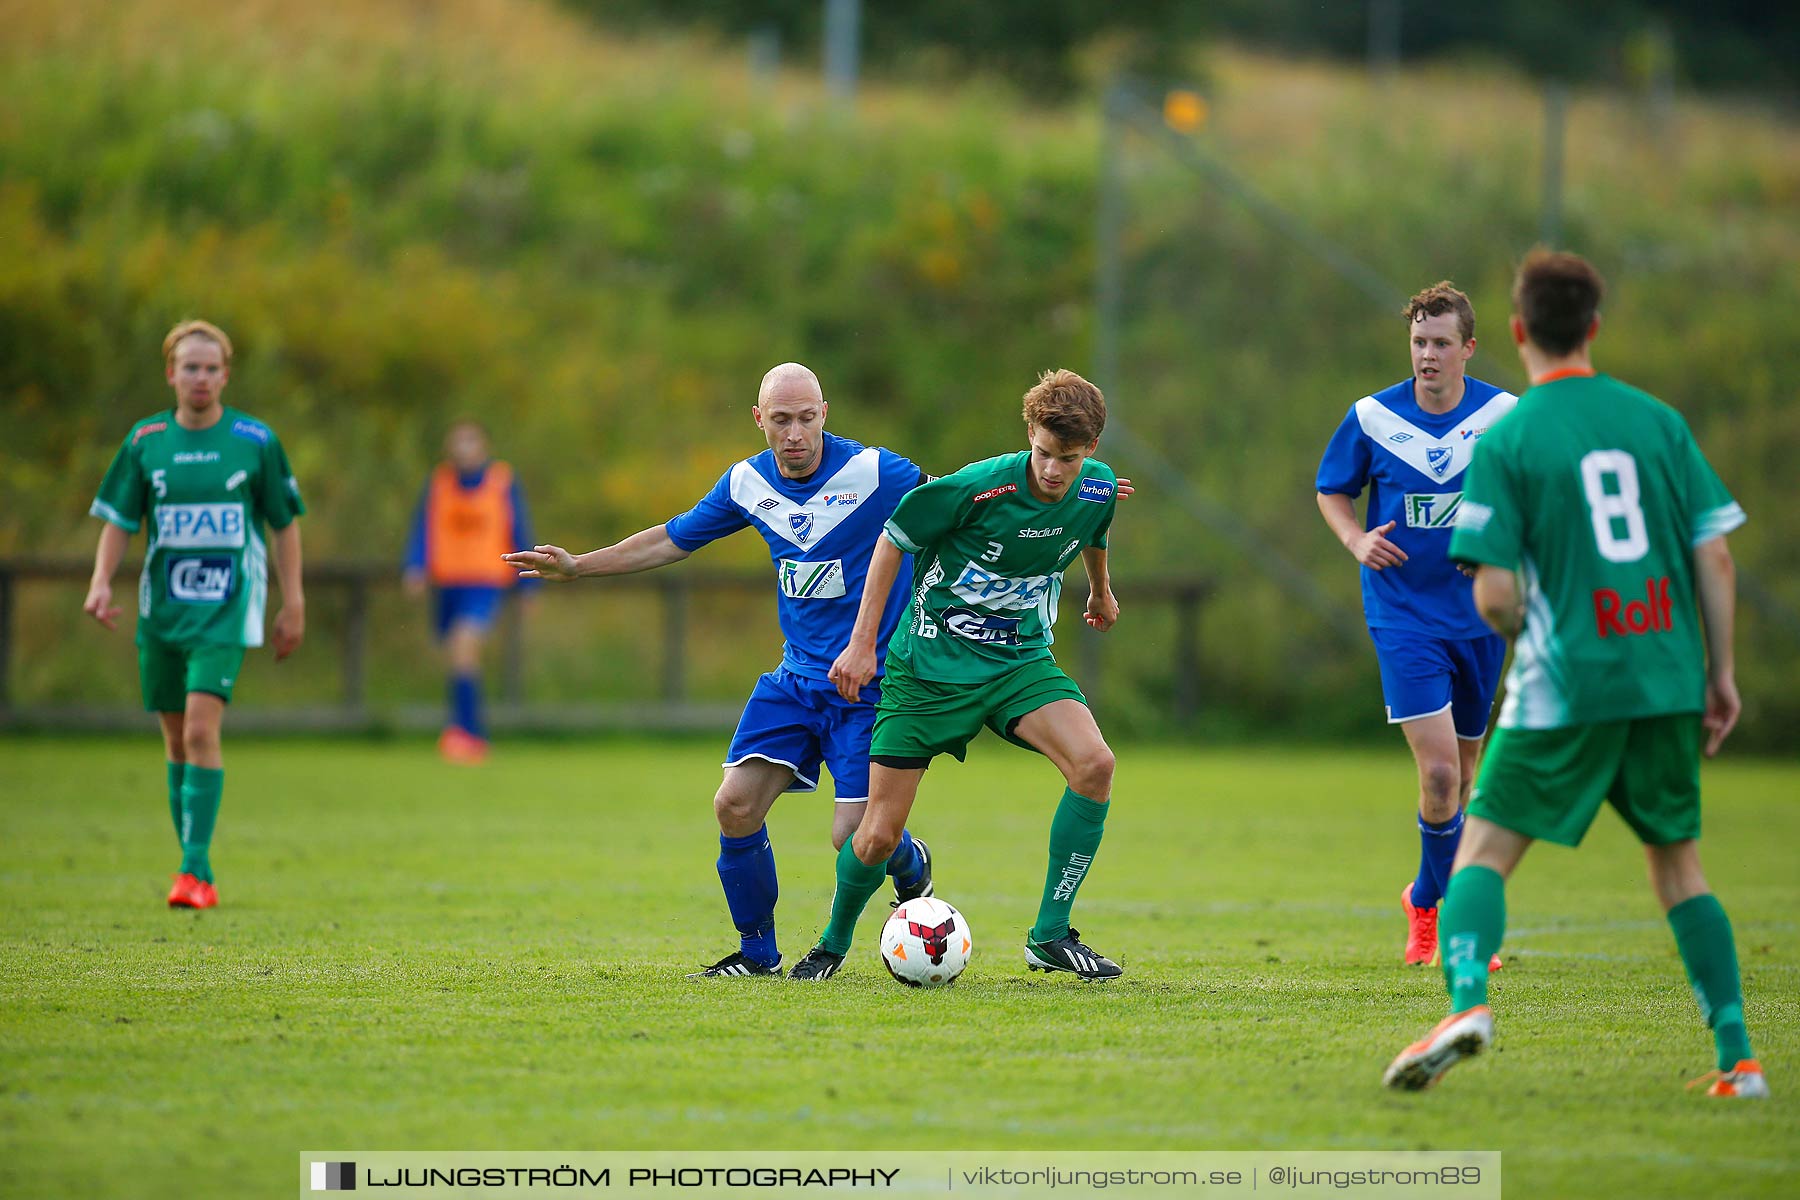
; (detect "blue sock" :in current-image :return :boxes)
[716,826,779,966]
[886,828,923,889]
[1412,811,1464,910]
[450,673,483,738]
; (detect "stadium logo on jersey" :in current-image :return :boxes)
[789,512,815,544]
[950,562,1053,610]
[823,492,859,507]
[1078,479,1114,504]
[155,503,246,549]
[972,483,1017,503]
[230,418,270,444]
[1594,577,1674,639]
[1388,432,1413,443]
[778,558,847,600]
[1018,526,1064,538]
[942,606,1024,646]
[172,450,220,465]
[167,556,234,603]
[1404,492,1462,529]
[1426,446,1454,478]
[132,421,168,444]
[755,497,780,512]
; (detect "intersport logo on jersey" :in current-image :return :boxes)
[156,503,246,549]
[950,561,1053,610]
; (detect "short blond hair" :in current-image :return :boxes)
[1022,369,1106,446]
[162,319,233,366]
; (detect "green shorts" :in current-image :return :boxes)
[138,640,245,712]
[1468,713,1703,847]
[870,656,1087,763]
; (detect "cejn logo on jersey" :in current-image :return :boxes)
[778,558,847,600]
[155,503,246,549]
[167,556,234,603]
[1404,492,1462,529]
[950,562,1053,610]
[941,605,1024,646]
[1594,577,1674,639]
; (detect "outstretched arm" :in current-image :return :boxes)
[1694,535,1739,757]
[828,534,905,703]
[1317,491,1407,570]
[1472,565,1522,638]
[1082,546,1118,631]
[503,524,691,582]
[270,521,305,661]
[82,523,131,631]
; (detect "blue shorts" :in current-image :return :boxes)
[724,667,879,802]
[1368,626,1506,739]
[434,586,505,639]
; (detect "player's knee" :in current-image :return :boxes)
[712,788,760,837]
[1068,744,1115,800]
[1420,760,1460,808]
[852,825,899,867]
[181,723,220,761]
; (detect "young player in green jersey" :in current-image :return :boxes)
[1383,252,1764,1098]
[787,369,1125,981]
[83,320,307,909]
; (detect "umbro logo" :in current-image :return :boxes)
[755,498,780,511]
[1388,432,1414,443]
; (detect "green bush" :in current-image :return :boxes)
[2,2,1794,746]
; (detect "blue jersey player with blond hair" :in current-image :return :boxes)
[1317,282,1515,972]
[506,363,937,978]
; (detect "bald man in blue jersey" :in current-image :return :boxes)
[507,364,934,978]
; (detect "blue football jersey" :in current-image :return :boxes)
[1316,377,1518,639]
[665,432,927,680]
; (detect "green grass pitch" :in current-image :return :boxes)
[2,736,1795,1197]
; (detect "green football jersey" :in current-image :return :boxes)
[1449,373,1744,729]
[882,451,1117,683]
[90,407,306,648]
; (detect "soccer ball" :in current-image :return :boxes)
[880,897,972,987]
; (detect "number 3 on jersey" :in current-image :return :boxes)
[1579,450,1649,563]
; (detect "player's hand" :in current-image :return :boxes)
[828,642,878,703]
[1456,562,1477,578]
[1085,588,1119,632]
[503,544,579,582]
[1702,672,1740,758]
[1116,477,1135,499]
[402,568,427,599]
[272,604,305,661]
[82,581,122,631]
[1351,521,1407,570]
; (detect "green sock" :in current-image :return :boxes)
[1668,893,1755,1071]
[818,839,889,956]
[178,766,224,885]
[166,761,187,843]
[1028,788,1109,944]
[1440,864,1506,1013]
